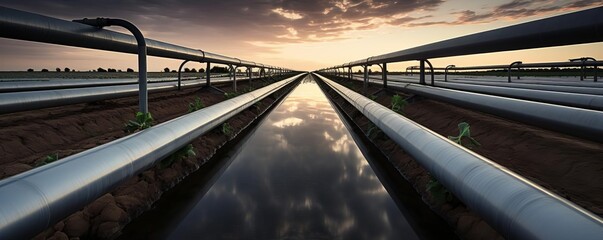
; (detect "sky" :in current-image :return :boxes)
[0,0,601,72]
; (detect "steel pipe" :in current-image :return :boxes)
[314,72,603,240]
[392,83,603,142]
[0,73,305,239]
[339,7,603,67]
[0,7,277,70]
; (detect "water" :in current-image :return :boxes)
[122,75,421,239]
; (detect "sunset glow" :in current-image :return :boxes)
[0,0,601,71]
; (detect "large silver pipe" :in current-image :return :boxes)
[431,81,603,111]
[390,83,603,142]
[0,73,305,239]
[0,6,272,68]
[339,7,603,67]
[0,75,278,114]
[314,73,603,240]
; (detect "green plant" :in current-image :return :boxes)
[158,144,196,168]
[124,112,153,133]
[426,176,453,204]
[370,95,378,101]
[224,92,238,99]
[188,97,205,113]
[36,153,59,167]
[390,95,408,114]
[448,122,481,148]
[221,122,234,137]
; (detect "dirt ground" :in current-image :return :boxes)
[0,75,300,239]
[320,75,603,240]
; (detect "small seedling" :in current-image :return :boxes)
[426,176,453,204]
[448,122,481,148]
[224,92,238,99]
[188,97,205,113]
[221,122,234,137]
[124,112,153,133]
[390,95,408,114]
[36,153,59,167]
[158,144,196,168]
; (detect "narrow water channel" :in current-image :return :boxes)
[121,75,422,239]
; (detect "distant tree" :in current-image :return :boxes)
[118,69,122,72]
[164,67,170,73]
[237,69,241,73]
[190,68,197,73]
[171,70,177,73]
[27,68,34,72]
[198,68,205,73]
[98,67,107,72]
[127,68,134,72]
[184,68,191,72]
[56,68,61,72]
[64,67,70,72]
[41,69,49,72]
[368,69,372,74]
[108,68,117,72]
[210,66,229,73]
[357,70,362,73]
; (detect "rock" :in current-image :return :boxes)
[96,221,121,239]
[63,212,90,237]
[85,194,115,217]
[158,168,178,184]
[98,203,127,223]
[115,195,143,214]
[140,170,155,182]
[48,231,69,240]
[53,221,65,231]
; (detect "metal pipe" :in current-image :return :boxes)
[419,60,426,85]
[339,7,603,67]
[0,73,305,239]
[0,7,282,71]
[433,81,603,111]
[73,17,148,113]
[363,65,368,94]
[508,61,522,83]
[177,60,190,91]
[314,73,603,240]
[393,83,603,142]
[425,59,435,86]
[445,65,455,82]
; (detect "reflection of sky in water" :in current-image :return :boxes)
[166,76,418,239]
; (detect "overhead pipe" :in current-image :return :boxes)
[314,73,603,240]
[336,7,603,68]
[0,73,305,239]
[73,17,148,113]
[0,7,284,73]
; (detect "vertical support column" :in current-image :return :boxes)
[363,65,368,95]
[348,67,352,80]
[232,65,237,92]
[382,63,387,89]
[248,67,252,85]
[177,60,189,91]
[508,61,522,83]
[419,60,426,85]
[206,62,211,86]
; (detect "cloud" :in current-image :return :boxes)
[407,0,601,26]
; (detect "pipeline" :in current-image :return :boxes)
[428,81,603,111]
[314,73,603,240]
[389,83,603,142]
[0,73,305,239]
[0,74,295,114]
